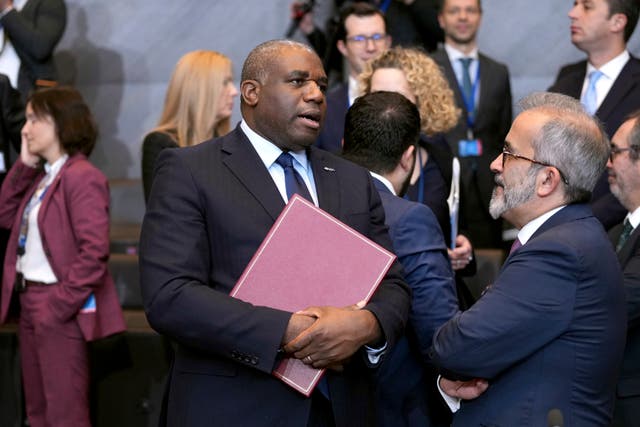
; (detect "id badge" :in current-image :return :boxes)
[458,139,483,157]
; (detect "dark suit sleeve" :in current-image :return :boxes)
[139,148,292,374]
[429,240,577,379]
[392,203,458,357]
[359,177,411,352]
[498,66,512,145]
[1,0,67,62]
[141,131,178,203]
[622,247,640,329]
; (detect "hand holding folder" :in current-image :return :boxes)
[230,195,396,396]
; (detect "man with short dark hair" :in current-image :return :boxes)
[430,92,626,426]
[549,0,640,230]
[342,90,458,427]
[316,2,390,153]
[140,40,410,427]
[605,111,640,427]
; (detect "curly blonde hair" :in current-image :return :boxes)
[359,47,460,135]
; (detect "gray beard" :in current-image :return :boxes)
[489,167,538,219]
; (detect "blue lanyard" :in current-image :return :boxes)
[17,179,51,253]
[460,62,481,130]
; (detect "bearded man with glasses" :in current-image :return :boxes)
[428,92,626,427]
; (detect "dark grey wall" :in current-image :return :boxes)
[59,0,640,182]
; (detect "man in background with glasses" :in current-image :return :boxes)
[315,2,390,153]
[429,92,626,427]
[605,111,640,427]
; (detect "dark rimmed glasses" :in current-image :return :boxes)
[609,145,634,162]
[346,33,389,45]
[501,147,569,186]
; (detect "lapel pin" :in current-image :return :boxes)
[323,166,335,172]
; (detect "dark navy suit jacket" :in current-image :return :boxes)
[549,56,640,229]
[430,204,627,426]
[609,222,640,426]
[373,178,458,427]
[140,125,411,427]
[315,82,348,153]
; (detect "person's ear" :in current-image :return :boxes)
[537,167,562,197]
[337,39,348,57]
[610,13,627,35]
[400,145,416,172]
[241,80,260,107]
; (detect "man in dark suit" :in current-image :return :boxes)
[139,40,410,427]
[342,91,458,427]
[431,0,512,249]
[606,111,640,427]
[548,0,640,230]
[315,2,390,153]
[0,0,67,98]
[429,92,627,426]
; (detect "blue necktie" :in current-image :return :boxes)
[275,152,312,202]
[581,70,603,115]
[459,58,473,105]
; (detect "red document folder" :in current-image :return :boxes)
[230,194,396,396]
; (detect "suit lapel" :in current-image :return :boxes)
[529,204,593,242]
[597,57,640,122]
[308,147,340,217]
[617,224,640,265]
[221,127,285,222]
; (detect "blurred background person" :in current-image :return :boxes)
[433,0,512,249]
[549,0,640,230]
[0,0,67,99]
[141,50,238,202]
[605,110,640,427]
[0,86,125,427]
[315,2,391,152]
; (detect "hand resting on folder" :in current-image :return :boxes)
[282,303,382,369]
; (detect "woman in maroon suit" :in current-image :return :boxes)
[0,87,125,427]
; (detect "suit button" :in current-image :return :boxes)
[251,357,259,365]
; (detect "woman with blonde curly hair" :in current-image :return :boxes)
[141,50,238,201]
[359,47,463,247]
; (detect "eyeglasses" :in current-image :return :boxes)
[610,144,633,162]
[346,33,388,45]
[501,147,569,186]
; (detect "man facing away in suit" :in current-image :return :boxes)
[315,2,390,153]
[605,111,640,427]
[549,0,640,230]
[342,91,458,427]
[429,92,627,426]
[139,39,410,427]
[431,0,512,249]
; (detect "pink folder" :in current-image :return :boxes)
[230,194,396,396]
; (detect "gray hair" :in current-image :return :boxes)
[241,39,317,84]
[518,92,610,203]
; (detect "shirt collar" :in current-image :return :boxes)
[348,75,359,107]
[444,43,479,62]
[239,120,311,173]
[517,205,566,245]
[626,205,640,229]
[587,50,629,81]
[44,154,69,177]
[369,171,396,195]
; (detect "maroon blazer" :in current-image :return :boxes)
[0,154,125,341]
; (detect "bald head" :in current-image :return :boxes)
[241,39,318,84]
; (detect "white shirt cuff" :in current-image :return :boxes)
[437,375,461,412]
[364,341,387,364]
